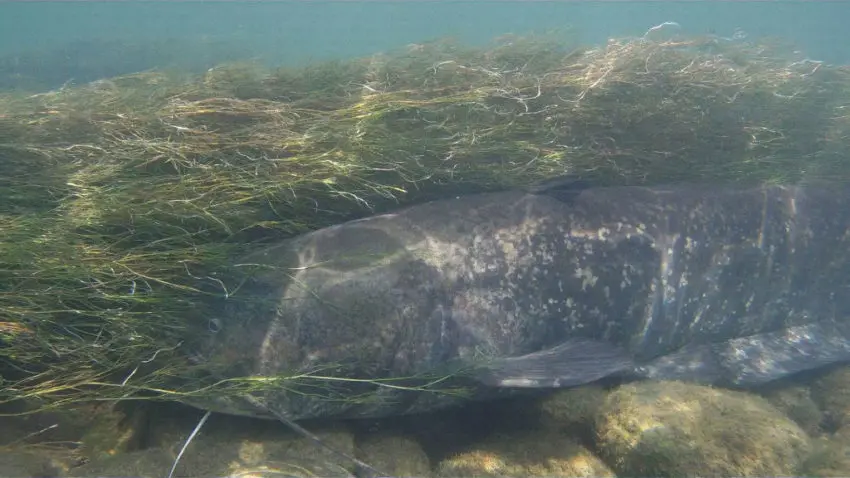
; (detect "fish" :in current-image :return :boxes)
[184,183,850,422]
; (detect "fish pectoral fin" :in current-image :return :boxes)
[472,338,634,388]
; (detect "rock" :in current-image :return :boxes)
[68,406,359,477]
[537,384,608,434]
[67,446,353,478]
[0,449,76,478]
[760,384,824,436]
[77,402,148,460]
[355,432,431,477]
[797,434,850,477]
[169,419,356,477]
[436,430,615,477]
[68,448,173,478]
[595,380,811,477]
[810,365,850,430]
[396,399,523,462]
[137,404,358,473]
[1,399,147,466]
[0,403,102,477]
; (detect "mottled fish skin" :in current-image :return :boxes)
[186,184,850,421]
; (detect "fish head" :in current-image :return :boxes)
[184,214,451,419]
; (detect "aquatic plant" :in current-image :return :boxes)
[1,30,849,415]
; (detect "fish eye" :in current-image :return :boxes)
[208,318,222,333]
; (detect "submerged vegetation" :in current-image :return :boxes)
[1,30,849,413]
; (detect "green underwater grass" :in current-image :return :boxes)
[0,31,849,413]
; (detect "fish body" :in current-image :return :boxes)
[187,184,850,421]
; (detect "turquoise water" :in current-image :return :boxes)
[3,2,850,477]
[1,1,848,89]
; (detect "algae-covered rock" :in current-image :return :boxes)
[170,421,356,477]
[0,449,77,477]
[122,409,357,477]
[355,432,431,477]
[68,446,353,478]
[595,380,811,477]
[797,434,850,477]
[68,448,173,478]
[78,402,148,461]
[760,384,824,436]
[1,400,141,454]
[436,430,615,477]
[810,365,850,430]
[145,407,355,465]
[537,384,608,433]
[1,400,141,475]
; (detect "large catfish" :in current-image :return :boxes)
[186,183,850,421]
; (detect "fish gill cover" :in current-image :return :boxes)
[0,30,849,414]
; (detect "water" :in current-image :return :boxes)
[1,1,849,90]
[2,1,850,477]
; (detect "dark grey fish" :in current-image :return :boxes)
[185,183,850,421]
